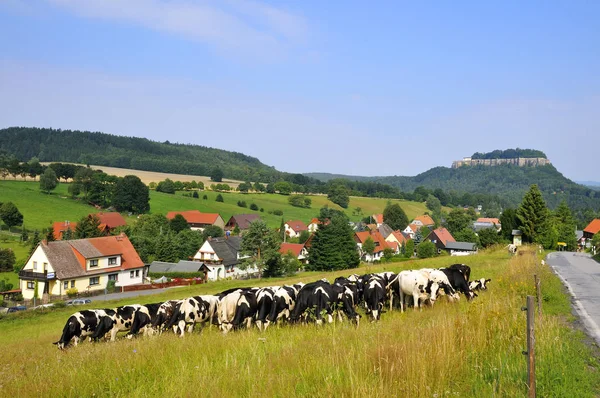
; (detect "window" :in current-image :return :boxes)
[71,280,75,288]
[135,270,140,277]
[108,257,118,265]
[89,277,100,286]
[43,262,48,271]
[27,281,34,289]
[64,281,68,290]
[210,253,215,260]
[108,274,118,282]
[90,259,98,268]
[33,261,38,270]
[130,271,134,278]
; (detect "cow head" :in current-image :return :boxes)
[481,278,491,290]
[440,282,460,301]
[53,341,66,350]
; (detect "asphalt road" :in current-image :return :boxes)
[86,285,186,302]
[546,251,600,344]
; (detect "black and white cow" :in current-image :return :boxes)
[290,280,335,325]
[166,296,218,337]
[363,275,386,321]
[126,303,162,339]
[231,290,259,330]
[393,270,441,312]
[439,267,476,300]
[469,278,491,291]
[53,310,108,349]
[255,287,278,331]
[92,304,142,342]
[264,284,303,330]
[448,263,471,282]
[151,300,184,334]
[332,280,361,324]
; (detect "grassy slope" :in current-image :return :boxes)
[0,247,598,397]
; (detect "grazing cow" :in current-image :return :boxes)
[92,305,142,342]
[53,310,108,349]
[448,264,471,282]
[507,244,517,254]
[231,290,259,330]
[421,269,460,302]
[166,296,216,337]
[331,280,361,324]
[255,287,278,331]
[126,303,162,338]
[376,271,396,287]
[290,281,335,325]
[363,276,386,321]
[152,300,184,334]
[218,289,251,333]
[469,278,491,291]
[439,268,476,300]
[394,270,441,312]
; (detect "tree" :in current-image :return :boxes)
[444,208,473,236]
[156,178,176,194]
[70,167,94,198]
[417,241,436,258]
[169,214,190,233]
[216,194,224,202]
[39,168,58,194]
[453,228,479,245]
[240,220,281,278]
[264,251,300,278]
[27,157,43,180]
[210,167,224,182]
[45,225,56,242]
[307,213,359,271]
[274,181,293,195]
[499,208,518,241]
[362,236,376,263]
[554,200,577,251]
[201,225,224,242]
[74,215,104,239]
[29,230,41,255]
[192,191,199,199]
[298,230,310,244]
[477,228,501,248]
[404,239,415,258]
[383,203,409,231]
[0,248,16,272]
[174,229,203,260]
[112,175,150,214]
[426,194,442,214]
[0,202,23,231]
[154,232,179,262]
[327,184,350,208]
[516,184,549,243]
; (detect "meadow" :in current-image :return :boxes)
[0,247,598,397]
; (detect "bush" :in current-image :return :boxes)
[216,194,224,202]
[237,200,247,208]
[193,191,199,199]
[273,209,283,216]
[250,203,259,211]
[66,288,78,298]
[417,241,436,258]
[203,194,208,200]
[106,280,117,294]
[52,301,67,309]
[260,208,264,212]
[13,293,23,302]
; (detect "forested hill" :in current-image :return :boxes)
[0,127,282,182]
[307,164,600,211]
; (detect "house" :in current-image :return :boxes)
[355,231,390,262]
[148,260,209,274]
[371,214,384,227]
[403,224,419,239]
[385,230,408,247]
[308,218,330,233]
[52,221,78,240]
[412,215,435,228]
[377,223,394,239]
[424,227,456,252]
[192,236,256,281]
[284,220,308,238]
[512,230,523,246]
[94,212,127,230]
[444,241,478,256]
[166,210,225,231]
[225,214,261,231]
[18,233,145,300]
[474,217,501,232]
[279,243,308,264]
[583,219,600,241]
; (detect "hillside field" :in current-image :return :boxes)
[0,247,598,396]
[0,180,429,232]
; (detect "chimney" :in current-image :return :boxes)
[208,236,212,241]
[41,239,48,246]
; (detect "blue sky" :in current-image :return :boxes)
[1,0,598,181]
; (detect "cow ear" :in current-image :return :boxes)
[486,279,491,283]
[52,341,59,345]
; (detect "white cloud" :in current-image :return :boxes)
[44,0,309,59]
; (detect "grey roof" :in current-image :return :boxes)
[378,223,394,239]
[228,214,261,230]
[42,241,88,280]
[473,222,497,231]
[512,230,522,236]
[445,241,477,251]
[149,260,205,273]
[68,240,104,258]
[208,236,242,266]
[576,230,584,240]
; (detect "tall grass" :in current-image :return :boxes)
[1,248,599,397]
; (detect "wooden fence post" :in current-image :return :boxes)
[522,295,536,397]
[534,275,542,316]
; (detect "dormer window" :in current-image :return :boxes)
[108,257,118,265]
[90,259,99,268]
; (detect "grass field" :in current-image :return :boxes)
[0,247,598,397]
[0,180,430,232]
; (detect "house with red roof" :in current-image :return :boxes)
[284,220,308,238]
[371,213,384,227]
[307,218,331,233]
[424,227,456,252]
[355,230,391,262]
[279,243,308,263]
[385,230,408,247]
[52,221,79,240]
[94,212,127,230]
[402,224,419,239]
[18,233,145,300]
[412,215,435,228]
[225,214,261,231]
[166,210,225,231]
[52,212,127,240]
[583,219,600,240]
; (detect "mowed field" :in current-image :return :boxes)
[0,247,599,397]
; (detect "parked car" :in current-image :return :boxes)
[7,305,27,313]
[33,303,55,310]
[66,298,92,306]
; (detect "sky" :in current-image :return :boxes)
[0,0,599,181]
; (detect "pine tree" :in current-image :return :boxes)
[516,184,549,244]
[554,200,577,251]
[307,213,359,271]
[74,215,104,239]
[383,203,409,231]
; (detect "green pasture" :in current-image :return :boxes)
[0,247,598,397]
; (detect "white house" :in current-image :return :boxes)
[284,220,308,239]
[18,233,145,300]
[192,236,257,281]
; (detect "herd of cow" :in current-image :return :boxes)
[53,263,492,349]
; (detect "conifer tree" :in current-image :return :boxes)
[516,184,549,243]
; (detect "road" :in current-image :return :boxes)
[546,251,600,344]
[86,285,187,302]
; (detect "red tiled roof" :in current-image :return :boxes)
[167,210,220,224]
[373,214,384,224]
[88,234,144,270]
[408,224,419,232]
[279,243,305,257]
[414,215,435,226]
[355,231,389,252]
[309,218,321,225]
[387,241,399,252]
[431,227,455,245]
[286,220,308,232]
[477,217,500,225]
[93,212,127,228]
[52,221,78,240]
[389,230,407,244]
[584,219,600,235]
